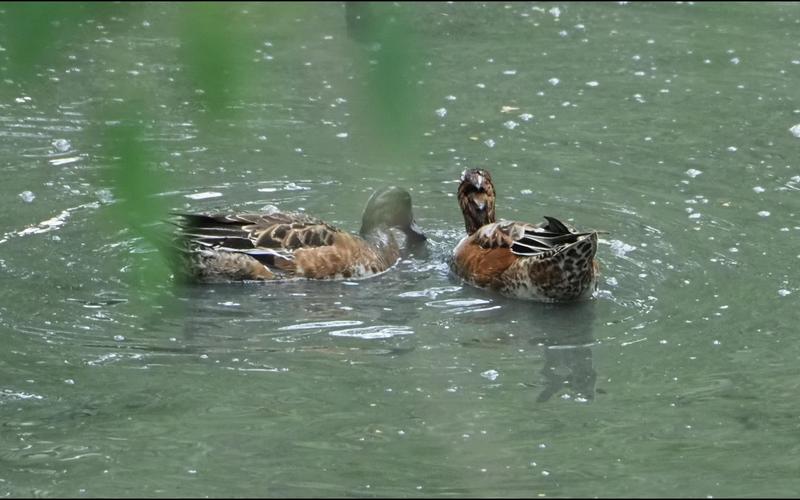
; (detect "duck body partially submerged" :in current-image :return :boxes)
[175,186,426,282]
[451,169,599,302]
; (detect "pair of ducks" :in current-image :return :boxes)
[176,169,599,302]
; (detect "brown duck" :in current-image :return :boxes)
[175,186,426,282]
[451,168,599,302]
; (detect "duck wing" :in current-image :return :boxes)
[509,216,596,257]
[175,212,343,269]
[176,212,337,248]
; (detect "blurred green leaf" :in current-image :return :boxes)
[2,2,70,77]
[95,106,174,293]
[177,3,251,119]
[0,3,130,82]
[347,3,427,164]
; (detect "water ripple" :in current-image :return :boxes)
[279,320,364,331]
[328,325,414,339]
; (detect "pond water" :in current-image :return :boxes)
[2,2,799,497]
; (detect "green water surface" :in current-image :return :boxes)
[1,2,799,497]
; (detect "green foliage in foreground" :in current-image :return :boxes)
[2,2,423,300]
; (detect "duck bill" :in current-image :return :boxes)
[406,220,427,242]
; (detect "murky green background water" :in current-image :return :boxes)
[2,2,800,497]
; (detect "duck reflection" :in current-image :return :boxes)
[516,300,598,402]
[462,298,598,403]
[529,301,597,402]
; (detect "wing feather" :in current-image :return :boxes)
[466,216,593,257]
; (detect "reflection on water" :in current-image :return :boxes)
[529,303,597,403]
[458,299,599,404]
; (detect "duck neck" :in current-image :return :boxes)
[461,203,495,235]
[458,183,496,235]
[362,227,401,265]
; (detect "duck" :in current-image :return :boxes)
[450,168,599,302]
[174,186,427,282]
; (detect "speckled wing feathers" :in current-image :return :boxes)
[176,212,346,280]
[510,216,596,257]
[177,212,339,252]
[468,217,588,257]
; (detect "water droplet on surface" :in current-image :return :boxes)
[95,189,114,203]
[685,169,702,178]
[609,239,637,257]
[52,138,71,152]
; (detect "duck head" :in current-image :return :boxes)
[360,186,427,246]
[458,168,496,234]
